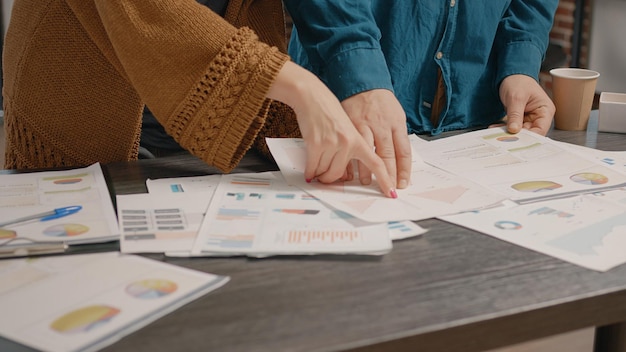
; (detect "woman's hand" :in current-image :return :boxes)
[267,61,397,198]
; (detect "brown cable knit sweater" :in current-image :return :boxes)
[2,0,301,170]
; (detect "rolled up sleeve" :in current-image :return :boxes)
[285,0,393,100]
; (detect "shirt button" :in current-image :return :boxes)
[436,51,444,60]
[450,0,456,6]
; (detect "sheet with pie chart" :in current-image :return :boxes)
[266,136,506,223]
[0,252,228,352]
[0,163,120,246]
[417,127,626,204]
[440,188,626,272]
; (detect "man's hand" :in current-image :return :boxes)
[341,89,412,189]
[499,74,555,136]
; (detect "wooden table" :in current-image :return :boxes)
[3,113,626,352]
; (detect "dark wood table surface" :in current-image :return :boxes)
[3,113,626,352]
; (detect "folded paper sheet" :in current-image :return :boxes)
[266,136,505,222]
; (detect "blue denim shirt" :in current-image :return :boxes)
[285,1,558,135]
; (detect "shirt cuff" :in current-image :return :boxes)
[323,48,394,101]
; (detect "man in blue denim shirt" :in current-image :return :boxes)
[286,1,558,189]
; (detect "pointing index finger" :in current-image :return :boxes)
[356,145,397,199]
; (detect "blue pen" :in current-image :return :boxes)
[0,206,83,227]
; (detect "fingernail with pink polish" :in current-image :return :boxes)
[389,189,398,199]
[305,178,312,183]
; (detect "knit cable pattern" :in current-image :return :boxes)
[167,27,289,172]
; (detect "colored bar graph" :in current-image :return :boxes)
[286,230,361,244]
[273,209,320,215]
[528,206,574,218]
[170,184,184,192]
[230,176,271,187]
[217,208,260,220]
[275,193,295,199]
[226,192,245,201]
[388,221,412,232]
[206,234,254,248]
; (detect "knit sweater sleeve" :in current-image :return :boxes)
[67,0,289,172]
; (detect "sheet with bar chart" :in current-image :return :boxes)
[191,172,393,257]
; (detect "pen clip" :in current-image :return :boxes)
[40,206,83,222]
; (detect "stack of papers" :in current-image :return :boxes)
[118,171,427,257]
[7,127,623,271]
[266,127,626,271]
[420,128,626,271]
[117,127,626,270]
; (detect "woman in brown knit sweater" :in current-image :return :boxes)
[2,0,398,198]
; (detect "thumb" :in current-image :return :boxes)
[505,101,525,134]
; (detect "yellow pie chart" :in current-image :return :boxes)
[50,305,120,334]
[570,172,609,185]
[511,180,562,193]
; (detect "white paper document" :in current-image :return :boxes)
[0,164,119,246]
[0,252,229,352]
[418,128,626,204]
[146,174,221,194]
[440,188,626,272]
[117,192,212,253]
[266,136,505,222]
[553,139,626,176]
[191,172,393,257]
